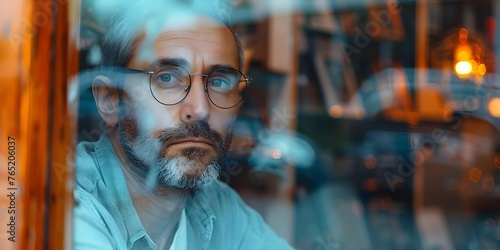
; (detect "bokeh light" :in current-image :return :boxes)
[455,61,472,75]
[468,167,482,183]
[488,98,500,117]
[328,104,343,118]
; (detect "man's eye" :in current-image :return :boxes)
[153,69,184,88]
[208,77,235,92]
[211,79,228,87]
[209,78,234,92]
[158,73,176,83]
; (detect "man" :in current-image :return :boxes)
[73,0,292,249]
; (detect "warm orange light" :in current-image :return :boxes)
[328,105,343,118]
[477,63,486,75]
[452,29,485,79]
[456,50,470,61]
[495,154,500,169]
[455,44,472,61]
[455,61,472,75]
[468,167,482,183]
[488,98,500,117]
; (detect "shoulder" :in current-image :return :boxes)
[193,181,294,249]
[73,189,126,250]
[73,138,127,249]
[75,134,117,194]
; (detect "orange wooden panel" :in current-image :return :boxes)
[47,0,79,249]
[0,0,78,249]
[0,1,35,249]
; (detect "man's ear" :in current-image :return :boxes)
[92,75,120,127]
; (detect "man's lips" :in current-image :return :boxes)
[168,137,215,149]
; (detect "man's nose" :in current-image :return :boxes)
[179,76,210,123]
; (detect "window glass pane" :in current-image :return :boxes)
[5,0,493,249]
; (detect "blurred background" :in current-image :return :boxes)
[3,0,500,249]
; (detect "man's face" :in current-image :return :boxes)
[116,16,240,190]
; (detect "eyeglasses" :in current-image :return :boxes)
[124,66,251,109]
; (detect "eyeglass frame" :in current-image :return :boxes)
[122,66,252,109]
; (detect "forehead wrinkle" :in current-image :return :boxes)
[155,25,236,49]
[154,34,234,52]
[154,24,232,41]
[153,40,238,71]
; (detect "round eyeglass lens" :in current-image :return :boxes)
[150,66,191,105]
[206,67,247,109]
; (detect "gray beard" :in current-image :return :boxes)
[117,121,229,191]
[145,153,221,190]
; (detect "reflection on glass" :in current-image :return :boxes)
[71,0,500,249]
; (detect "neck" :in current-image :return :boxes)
[108,131,189,249]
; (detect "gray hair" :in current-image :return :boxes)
[100,0,244,71]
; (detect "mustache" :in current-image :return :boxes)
[156,122,227,152]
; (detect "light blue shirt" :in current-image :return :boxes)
[169,209,187,250]
[73,134,293,250]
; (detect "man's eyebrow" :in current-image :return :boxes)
[147,59,237,72]
[147,58,190,69]
[207,64,238,71]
